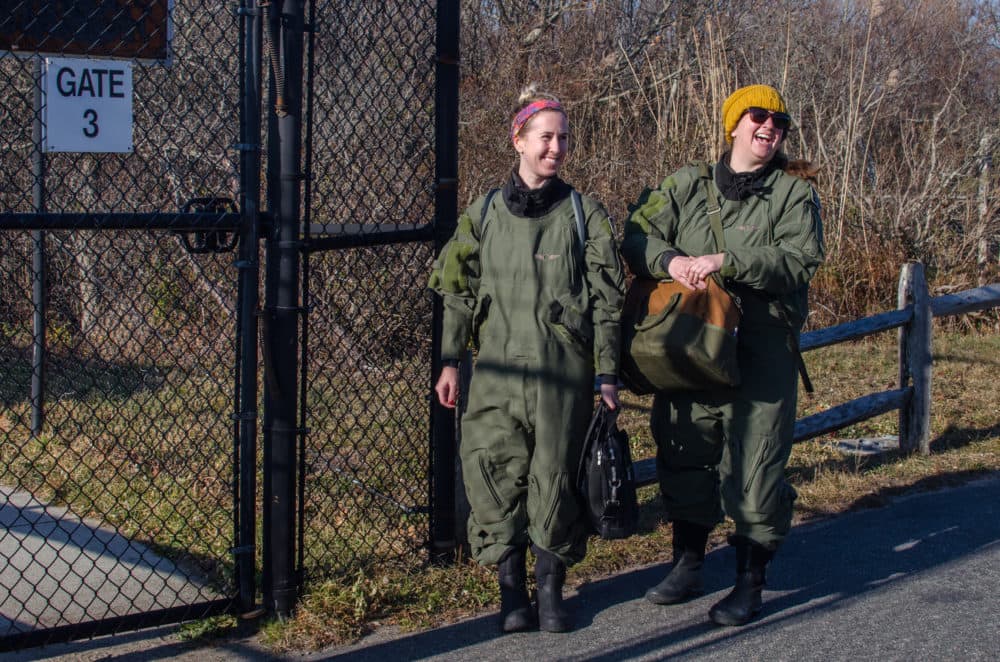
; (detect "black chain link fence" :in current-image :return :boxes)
[0,0,456,650]
[298,0,439,579]
[0,0,246,648]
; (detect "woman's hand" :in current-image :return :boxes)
[669,253,724,289]
[435,366,460,408]
[600,383,620,410]
[667,256,703,290]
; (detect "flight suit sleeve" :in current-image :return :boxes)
[621,171,688,280]
[428,200,485,362]
[719,180,825,294]
[583,200,625,377]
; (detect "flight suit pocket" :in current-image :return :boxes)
[471,294,491,350]
[547,294,593,357]
[529,471,579,534]
[477,452,505,508]
[742,435,774,496]
[460,449,507,514]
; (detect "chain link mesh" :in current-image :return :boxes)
[299,0,438,579]
[306,1,436,234]
[1,0,244,644]
[1,0,448,644]
[300,244,435,577]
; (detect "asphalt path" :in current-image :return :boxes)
[8,475,1000,661]
[0,485,217,638]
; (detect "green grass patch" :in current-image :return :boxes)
[177,614,240,642]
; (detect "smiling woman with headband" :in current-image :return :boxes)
[621,83,825,627]
[429,83,624,634]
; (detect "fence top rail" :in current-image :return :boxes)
[930,284,1000,318]
[801,308,911,352]
[802,281,1000,352]
[0,212,244,231]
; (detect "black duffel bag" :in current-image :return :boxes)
[577,402,638,540]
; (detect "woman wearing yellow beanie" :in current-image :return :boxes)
[621,84,824,626]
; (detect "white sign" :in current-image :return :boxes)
[42,57,133,153]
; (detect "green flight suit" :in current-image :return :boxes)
[430,189,624,566]
[621,161,824,550]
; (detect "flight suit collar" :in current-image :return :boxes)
[715,151,787,201]
[503,170,572,218]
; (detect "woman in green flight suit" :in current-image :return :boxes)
[429,84,625,633]
[621,84,824,626]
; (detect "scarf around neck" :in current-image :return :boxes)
[502,170,572,218]
[715,151,787,201]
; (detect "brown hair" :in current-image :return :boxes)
[782,158,821,184]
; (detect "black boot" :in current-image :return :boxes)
[498,545,536,633]
[708,536,774,626]
[646,520,712,605]
[533,545,573,633]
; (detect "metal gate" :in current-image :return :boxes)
[293,0,457,588]
[0,0,258,650]
[0,0,458,651]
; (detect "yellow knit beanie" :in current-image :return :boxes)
[722,84,787,144]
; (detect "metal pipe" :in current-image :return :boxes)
[428,0,460,564]
[295,0,318,592]
[30,58,46,437]
[262,0,303,619]
[234,0,264,616]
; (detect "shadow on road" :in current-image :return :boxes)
[314,474,1000,661]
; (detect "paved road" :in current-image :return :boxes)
[0,485,218,638]
[8,475,1000,661]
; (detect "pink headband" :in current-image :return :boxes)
[510,99,564,142]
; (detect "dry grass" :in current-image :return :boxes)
[788,329,1000,517]
[261,329,1000,652]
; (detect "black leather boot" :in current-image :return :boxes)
[708,536,774,626]
[533,545,572,633]
[498,545,536,633]
[646,520,713,605]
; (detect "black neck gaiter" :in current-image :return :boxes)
[715,151,787,201]
[502,170,572,218]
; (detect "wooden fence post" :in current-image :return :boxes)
[897,263,932,454]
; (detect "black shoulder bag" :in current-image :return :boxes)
[577,402,638,539]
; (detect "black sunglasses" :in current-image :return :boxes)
[744,106,791,131]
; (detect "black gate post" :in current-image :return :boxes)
[262,0,305,618]
[234,0,264,615]
[429,0,460,564]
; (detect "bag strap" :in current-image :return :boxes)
[480,187,586,255]
[577,401,615,479]
[697,164,735,300]
[774,306,815,394]
[698,163,726,253]
[570,189,586,255]
[479,188,499,233]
